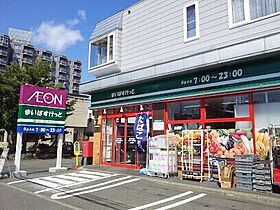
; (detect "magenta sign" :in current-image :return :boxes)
[19,85,67,109]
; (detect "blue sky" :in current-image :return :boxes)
[0,0,139,83]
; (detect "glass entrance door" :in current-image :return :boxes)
[102,119,113,163]
[113,118,125,164]
[126,117,137,165]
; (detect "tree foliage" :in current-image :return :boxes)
[0,61,53,132]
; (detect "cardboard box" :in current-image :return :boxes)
[221,180,232,189]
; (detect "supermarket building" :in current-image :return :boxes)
[80,0,280,168]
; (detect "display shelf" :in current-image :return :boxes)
[147,135,177,179]
[181,130,209,182]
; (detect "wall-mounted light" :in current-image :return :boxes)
[140,105,144,111]
[120,107,124,113]
[103,109,106,114]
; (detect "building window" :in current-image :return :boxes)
[229,0,280,26]
[183,1,200,42]
[168,100,200,121]
[89,32,115,68]
[205,95,249,119]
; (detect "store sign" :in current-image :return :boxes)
[134,113,148,154]
[17,85,67,134]
[91,58,280,106]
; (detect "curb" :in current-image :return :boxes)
[86,166,280,207]
[139,176,280,207]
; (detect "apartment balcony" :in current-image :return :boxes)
[59,67,67,73]
[22,57,34,64]
[0,40,8,47]
[60,60,68,66]
[0,49,8,56]
[0,58,7,65]
[74,65,82,70]
[23,49,34,56]
[73,86,79,91]
[58,75,67,81]
[73,72,81,77]
[73,79,80,84]
[42,55,52,62]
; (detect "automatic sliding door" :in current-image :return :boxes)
[126,117,136,165]
[114,118,125,164]
[102,119,113,163]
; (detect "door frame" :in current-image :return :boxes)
[100,112,151,169]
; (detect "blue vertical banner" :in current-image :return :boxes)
[134,113,148,154]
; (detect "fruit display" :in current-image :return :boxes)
[255,128,270,160]
[207,129,253,159]
[176,131,202,155]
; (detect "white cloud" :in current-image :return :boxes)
[67,18,79,27]
[78,10,86,21]
[33,21,84,52]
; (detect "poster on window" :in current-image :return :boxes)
[134,113,148,154]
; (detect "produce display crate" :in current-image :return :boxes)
[180,130,208,182]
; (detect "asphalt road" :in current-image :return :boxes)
[0,159,280,210]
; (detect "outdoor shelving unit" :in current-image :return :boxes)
[147,135,177,178]
[181,130,208,182]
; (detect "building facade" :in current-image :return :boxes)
[1,28,82,95]
[80,0,280,169]
[64,94,89,143]
[0,34,10,74]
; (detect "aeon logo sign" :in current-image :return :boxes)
[19,85,67,109]
[27,91,63,106]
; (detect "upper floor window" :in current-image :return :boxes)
[89,32,115,68]
[183,1,200,42]
[229,0,280,27]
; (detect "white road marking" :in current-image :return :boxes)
[51,176,140,200]
[41,177,75,185]
[55,174,88,182]
[29,179,61,189]
[34,174,119,194]
[79,170,112,177]
[155,193,207,210]
[128,191,193,210]
[66,173,102,179]
[7,180,27,185]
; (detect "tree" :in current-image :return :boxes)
[0,60,77,153]
[0,61,54,151]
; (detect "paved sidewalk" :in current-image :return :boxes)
[84,165,280,207]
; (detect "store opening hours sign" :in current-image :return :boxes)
[17,85,67,134]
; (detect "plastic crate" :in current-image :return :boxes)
[236,175,253,183]
[252,174,271,180]
[252,185,272,191]
[235,155,260,163]
[235,169,253,175]
[252,180,272,186]
[252,168,271,175]
[236,183,253,191]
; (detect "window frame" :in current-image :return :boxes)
[228,0,280,28]
[183,1,200,42]
[88,31,116,69]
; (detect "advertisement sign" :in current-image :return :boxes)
[19,85,67,108]
[153,120,165,131]
[17,85,67,134]
[134,113,148,154]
